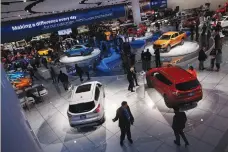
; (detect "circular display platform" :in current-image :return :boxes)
[145,41,199,57]
[59,48,101,65]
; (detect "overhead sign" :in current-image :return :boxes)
[1,4,126,43]
[150,0,167,9]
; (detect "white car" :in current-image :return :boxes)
[218,16,228,28]
[211,16,228,28]
[67,81,105,127]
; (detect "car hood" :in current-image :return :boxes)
[154,40,170,45]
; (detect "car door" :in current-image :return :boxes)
[170,34,176,47]
[95,85,104,115]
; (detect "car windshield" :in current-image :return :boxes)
[175,79,200,91]
[69,101,95,113]
[159,35,170,40]
[76,84,91,93]
[221,17,227,21]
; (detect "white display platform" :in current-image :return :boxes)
[144,41,199,57]
[59,48,101,65]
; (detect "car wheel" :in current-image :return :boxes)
[146,77,153,88]
[166,45,171,52]
[164,95,171,108]
[180,39,184,45]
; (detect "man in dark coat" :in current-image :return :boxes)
[127,69,135,92]
[198,47,207,70]
[154,49,161,68]
[75,64,84,82]
[50,67,57,83]
[214,30,221,49]
[113,101,134,146]
[58,70,69,91]
[172,107,189,146]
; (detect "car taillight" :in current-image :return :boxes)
[172,91,180,96]
[94,104,101,113]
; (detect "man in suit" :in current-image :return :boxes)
[113,101,134,146]
[127,69,135,92]
[172,107,189,146]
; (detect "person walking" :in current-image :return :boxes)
[75,64,84,82]
[28,67,39,81]
[187,66,197,77]
[209,48,217,71]
[58,70,69,91]
[215,49,222,71]
[130,66,139,87]
[127,69,135,92]
[198,47,207,70]
[172,107,189,146]
[50,67,57,83]
[113,101,134,146]
[145,49,152,70]
[141,50,146,71]
[154,49,161,68]
[214,30,221,49]
[190,24,195,41]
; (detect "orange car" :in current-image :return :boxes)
[153,31,187,52]
[12,78,32,89]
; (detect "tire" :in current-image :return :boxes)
[166,45,171,52]
[164,95,171,108]
[180,39,184,45]
[146,77,153,88]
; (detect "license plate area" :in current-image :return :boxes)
[188,92,194,96]
[80,115,86,120]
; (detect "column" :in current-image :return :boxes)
[131,0,142,25]
[1,67,42,152]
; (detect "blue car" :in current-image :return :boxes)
[7,71,27,81]
[64,44,93,57]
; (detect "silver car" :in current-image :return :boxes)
[67,81,105,128]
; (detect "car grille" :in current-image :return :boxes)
[153,44,162,49]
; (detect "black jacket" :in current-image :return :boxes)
[172,112,187,130]
[58,73,68,82]
[113,106,134,127]
[198,50,207,61]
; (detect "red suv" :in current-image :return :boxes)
[146,66,202,108]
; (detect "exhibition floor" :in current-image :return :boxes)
[24,46,228,152]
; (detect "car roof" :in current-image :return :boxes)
[163,31,177,35]
[70,81,99,105]
[159,66,195,84]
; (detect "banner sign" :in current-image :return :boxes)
[1,4,126,43]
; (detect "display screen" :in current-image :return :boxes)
[77,26,89,34]
[58,28,72,35]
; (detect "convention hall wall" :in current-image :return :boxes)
[168,0,226,10]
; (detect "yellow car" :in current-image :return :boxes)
[153,31,187,52]
[38,48,53,56]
